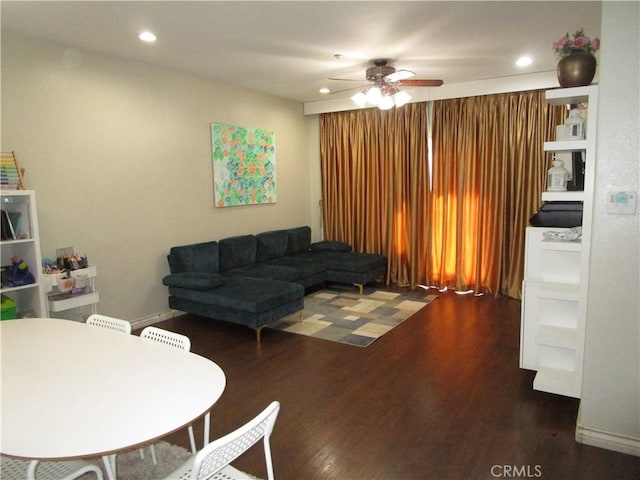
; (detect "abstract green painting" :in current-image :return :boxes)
[211,122,277,207]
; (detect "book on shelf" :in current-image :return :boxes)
[1,210,16,240]
[8,212,22,236]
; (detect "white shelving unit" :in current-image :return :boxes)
[43,265,99,321]
[0,190,47,318]
[520,85,598,398]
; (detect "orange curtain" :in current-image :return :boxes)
[430,90,562,296]
[319,90,563,297]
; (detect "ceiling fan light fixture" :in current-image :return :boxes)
[351,91,367,107]
[378,95,394,110]
[350,84,412,110]
[394,90,411,107]
[365,86,382,105]
[381,84,397,96]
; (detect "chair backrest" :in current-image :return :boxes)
[140,326,191,351]
[0,457,103,480]
[192,401,280,480]
[86,314,132,334]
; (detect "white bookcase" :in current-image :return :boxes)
[520,85,598,398]
[0,190,47,318]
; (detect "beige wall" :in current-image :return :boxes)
[1,34,318,322]
[577,2,640,455]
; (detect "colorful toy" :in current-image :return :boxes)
[7,256,36,287]
[42,257,64,274]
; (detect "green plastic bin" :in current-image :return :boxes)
[1,294,17,320]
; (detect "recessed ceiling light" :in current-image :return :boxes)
[138,31,157,43]
[319,87,330,94]
[516,56,532,67]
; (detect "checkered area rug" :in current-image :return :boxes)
[269,286,437,347]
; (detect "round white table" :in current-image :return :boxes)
[0,318,226,479]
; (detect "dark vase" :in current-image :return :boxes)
[557,50,597,88]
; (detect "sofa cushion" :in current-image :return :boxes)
[219,235,257,272]
[323,252,387,273]
[286,226,311,255]
[267,256,327,288]
[169,276,303,314]
[256,230,289,262]
[323,252,387,272]
[162,272,225,290]
[168,295,304,330]
[310,240,352,253]
[325,264,387,285]
[228,263,299,282]
[168,241,219,274]
[300,251,386,273]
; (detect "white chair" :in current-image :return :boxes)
[1,457,103,480]
[140,326,196,455]
[86,314,132,334]
[85,313,134,472]
[140,325,191,350]
[164,401,280,480]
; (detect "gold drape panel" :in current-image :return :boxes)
[319,90,563,297]
[430,90,562,296]
[320,103,429,287]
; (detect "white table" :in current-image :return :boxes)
[0,318,226,479]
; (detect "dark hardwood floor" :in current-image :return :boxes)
[153,288,639,480]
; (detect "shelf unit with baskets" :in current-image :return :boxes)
[520,85,598,398]
[43,265,100,321]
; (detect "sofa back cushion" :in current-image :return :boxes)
[219,235,258,272]
[256,230,289,262]
[286,226,311,255]
[168,241,219,274]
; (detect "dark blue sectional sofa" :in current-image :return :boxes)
[162,226,387,341]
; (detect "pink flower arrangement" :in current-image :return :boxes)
[553,29,600,58]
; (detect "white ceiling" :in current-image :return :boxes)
[2,1,602,105]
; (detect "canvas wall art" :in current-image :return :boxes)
[211,122,277,207]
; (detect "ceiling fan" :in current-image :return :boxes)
[330,59,443,109]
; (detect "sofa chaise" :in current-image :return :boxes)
[163,226,387,341]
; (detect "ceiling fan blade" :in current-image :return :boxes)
[328,85,368,95]
[328,77,368,82]
[398,79,444,87]
[385,69,415,82]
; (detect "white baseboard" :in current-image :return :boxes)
[131,310,183,330]
[576,424,640,457]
